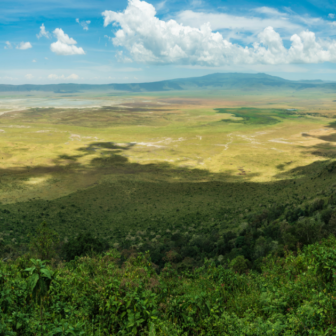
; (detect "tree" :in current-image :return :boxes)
[29,222,59,261]
[25,259,57,321]
[62,232,108,261]
[229,255,249,274]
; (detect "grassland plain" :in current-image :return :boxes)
[0,89,336,249]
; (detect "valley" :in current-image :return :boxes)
[0,80,336,249]
[2,73,336,335]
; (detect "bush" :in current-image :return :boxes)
[29,222,59,261]
[62,232,109,261]
[309,198,325,214]
[2,237,336,334]
[229,255,248,274]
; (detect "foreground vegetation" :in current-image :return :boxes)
[2,157,336,334]
[1,235,336,335]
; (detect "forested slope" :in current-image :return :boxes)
[1,155,336,334]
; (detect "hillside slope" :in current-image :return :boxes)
[1,73,335,93]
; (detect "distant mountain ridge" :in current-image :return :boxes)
[0,73,335,93]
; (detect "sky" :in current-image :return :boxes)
[1,0,336,84]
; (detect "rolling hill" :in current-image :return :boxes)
[0,72,335,93]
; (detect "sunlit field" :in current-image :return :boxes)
[0,89,335,203]
[1,88,336,247]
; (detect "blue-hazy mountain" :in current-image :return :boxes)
[0,73,335,93]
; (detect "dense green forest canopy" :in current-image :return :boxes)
[1,156,336,334]
[1,235,336,335]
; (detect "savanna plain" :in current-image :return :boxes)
[2,87,336,335]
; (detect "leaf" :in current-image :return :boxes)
[50,327,62,333]
[24,267,36,274]
[28,274,39,292]
[41,268,53,279]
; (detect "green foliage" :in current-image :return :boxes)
[29,222,59,261]
[25,259,56,303]
[229,255,248,274]
[3,170,336,273]
[25,258,57,322]
[215,107,297,125]
[1,237,336,334]
[48,321,86,335]
[62,232,109,261]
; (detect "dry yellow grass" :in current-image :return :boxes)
[0,91,335,204]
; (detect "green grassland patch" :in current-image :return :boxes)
[215,107,300,125]
[1,95,336,249]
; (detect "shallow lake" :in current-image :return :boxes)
[0,98,118,108]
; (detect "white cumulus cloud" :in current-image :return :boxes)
[25,74,34,79]
[329,13,335,19]
[50,28,85,55]
[177,6,332,39]
[48,74,60,79]
[76,18,91,31]
[48,74,80,80]
[16,42,32,50]
[37,24,51,39]
[67,74,79,80]
[4,41,12,49]
[102,0,336,66]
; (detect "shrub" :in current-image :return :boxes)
[309,198,325,214]
[62,232,109,261]
[229,255,248,274]
[29,222,59,261]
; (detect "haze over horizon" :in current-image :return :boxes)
[1,0,336,84]
[1,72,336,90]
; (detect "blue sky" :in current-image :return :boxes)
[1,0,336,84]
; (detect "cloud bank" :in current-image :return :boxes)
[102,0,336,66]
[50,28,85,55]
[176,9,301,33]
[48,74,79,80]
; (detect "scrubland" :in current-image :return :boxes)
[1,89,336,334]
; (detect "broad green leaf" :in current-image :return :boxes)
[28,274,39,292]
[41,268,53,279]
